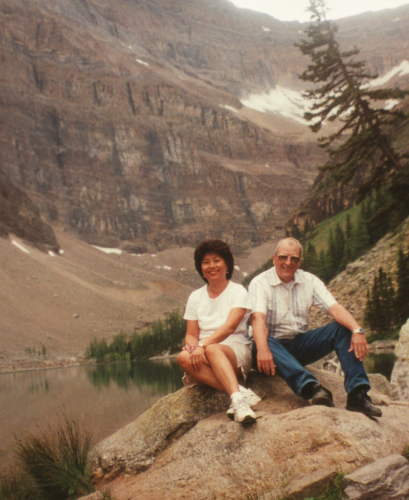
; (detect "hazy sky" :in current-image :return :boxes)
[229,0,409,22]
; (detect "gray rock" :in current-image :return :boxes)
[391,319,409,400]
[344,454,409,499]
[90,367,409,500]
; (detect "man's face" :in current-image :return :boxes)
[272,241,301,283]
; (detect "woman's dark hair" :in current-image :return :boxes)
[194,239,234,282]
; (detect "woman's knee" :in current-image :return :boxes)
[176,350,191,369]
[204,343,223,358]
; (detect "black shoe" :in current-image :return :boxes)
[346,389,382,418]
[310,384,334,407]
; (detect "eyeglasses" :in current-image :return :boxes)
[277,255,300,264]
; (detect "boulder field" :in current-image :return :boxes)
[89,366,409,499]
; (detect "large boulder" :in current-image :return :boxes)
[90,368,409,499]
[391,319,409,400]
[343,454,409,500]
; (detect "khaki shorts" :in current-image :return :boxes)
[226,341,252,377]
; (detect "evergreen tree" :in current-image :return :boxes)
[297,0,409,196]
[342,214,353,266]
[364,267,396,336]
[318,248,331,282]
[333,223,345,272]
[351,205,371,257]
[304,242,320,275]
[396,248,409,325]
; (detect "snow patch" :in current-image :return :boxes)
[262,26,271,32]
[93,245,123,255]
[154,264,172,271]
[220,104,238,113]
[11,240,30,254]
[368,60,409,88]
[136,58,149,67]
[385,99,400,110]
[240,61,409,123]
[241,85,309,124]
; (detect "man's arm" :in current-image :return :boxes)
[328,303,368,361]
[251,312,276,375]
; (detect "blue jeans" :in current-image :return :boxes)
[257,322,370,396]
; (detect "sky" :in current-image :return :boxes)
[229,0,409,22]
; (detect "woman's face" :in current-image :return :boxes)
[201,252,228,283]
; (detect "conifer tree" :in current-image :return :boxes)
[297,0,409,196]
[304,242,320,275]
[364,267,396,336]
[396,248,409,325]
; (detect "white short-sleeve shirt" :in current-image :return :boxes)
[248,267,337,339]
[184,281,251,345]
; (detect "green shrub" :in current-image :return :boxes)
[15,417,94,500]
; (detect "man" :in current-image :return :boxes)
[248,237,382,417]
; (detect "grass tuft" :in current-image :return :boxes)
[13,416,94,500]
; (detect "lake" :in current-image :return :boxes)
[0,351,396,474]
[0,359,183,473]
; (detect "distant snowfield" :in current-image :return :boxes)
[93,245,123,255]
[240,60,409,123]
[241,85,309,124]
[369,60,409,87]
[11,239,30,254]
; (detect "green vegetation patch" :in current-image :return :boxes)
[86,310,185,362]
[0,417,94,500]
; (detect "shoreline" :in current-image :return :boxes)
[0,356,95,375]
[0,340,395,375]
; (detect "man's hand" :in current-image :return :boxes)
[349,333,368,361]
[257,347,276,376]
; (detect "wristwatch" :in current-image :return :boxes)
[352,327,365,335]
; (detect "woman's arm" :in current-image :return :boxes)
[183,320,200,351]
[199,307,247,347]
[184,320,207,368]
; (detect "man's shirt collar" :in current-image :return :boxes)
[269,266,303,286]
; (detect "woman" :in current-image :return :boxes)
[176,239,260,424]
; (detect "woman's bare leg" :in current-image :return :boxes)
[204,344,240,396]
[176,350,225,391]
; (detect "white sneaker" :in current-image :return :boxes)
[239,386,262,406]
[230,392,257,424]
[226,386,261,419]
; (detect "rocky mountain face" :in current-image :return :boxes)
[0,169,58,250]
[1,0,409,251]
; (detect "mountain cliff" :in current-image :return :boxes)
[1,0,409,251]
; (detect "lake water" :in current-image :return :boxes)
[0,359,183,473]
[0,352,396,474]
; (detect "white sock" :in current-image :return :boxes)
[230,391,242,402]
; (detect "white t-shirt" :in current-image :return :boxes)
[183,281,251,345]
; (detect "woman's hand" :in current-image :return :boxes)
[182,343,197,353]
[190,345,207,369]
